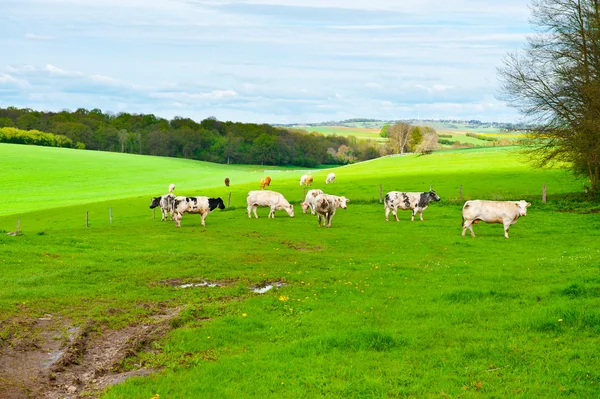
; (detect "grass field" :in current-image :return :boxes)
[1,144,599,398]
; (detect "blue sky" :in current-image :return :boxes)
[0,0,531,124]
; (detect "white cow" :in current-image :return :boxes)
[149,194,176,221]
[384,190,441,222]
[314,194,349,227]
[172,196,225,227]
[461,200,531,238]
[247,190,294,218]
[325,172,336,184]
[168,183,175,193]
[300,174,309,185]
[301,189,324,215]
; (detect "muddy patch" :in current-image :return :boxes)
[250,281,286,294]
[0,307,182,399]
[157,278,234,289]
[281,240,322,251]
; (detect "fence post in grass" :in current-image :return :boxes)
[16,218,21,235]
[303,188,306,201]
[460,185,463,201]
[379,185,383,203]
[227,192,231,208]
[542,184,547,203]
[86,211,89,227]
[153,208,156,219]
[109,207,113,224]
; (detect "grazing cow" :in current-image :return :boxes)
[149,194,176,221]
[462,200,531,238]
[247,190,294,218]
[260,176,272,190]
[301,189,324,215]
[224,177,230,187]
[314,194,349,228]
[384,190,441,222]
[169,184,175,193]
[300,174,313,185]
[325,172,336,184]
[172,196,225,228]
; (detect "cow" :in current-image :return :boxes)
[301,189,324,215]
[384,190,441,222]
[300,174,313,186]
[172,196,225,228]
[314,194,349,228]
[224,177,230,187]
[462,200,531,238]
[260,176,272,190]
[168,184,175,193]
[325,172,336,184]
[247,190,294,218]
[149,194,176,221]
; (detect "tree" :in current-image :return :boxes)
[497,0,600,193]
[379,124,390,138]
[417,126,440,154]
[386,123,412,154]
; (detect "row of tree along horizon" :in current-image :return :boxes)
[0,107,438,167]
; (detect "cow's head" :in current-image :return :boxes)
[286,204,295,218]
[149,197,161,209]
[336,196,349,209]
[301,201,310,214]
[429,190,441,202]
[516,200,531,216]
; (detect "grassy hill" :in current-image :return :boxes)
[1,144,598,398]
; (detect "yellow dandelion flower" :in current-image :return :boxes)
[279,295,289,301]
[242,313,247,317]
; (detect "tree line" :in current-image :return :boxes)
[0,107,381,167]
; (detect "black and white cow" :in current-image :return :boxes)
[172,196,225,227]
[384,190,441,222]
[149,194,176,221]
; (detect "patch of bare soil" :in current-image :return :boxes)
[0,307,181,399]
[280,240,322,251]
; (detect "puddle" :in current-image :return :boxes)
[251,282,286,294]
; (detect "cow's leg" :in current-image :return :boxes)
[393,209,400,222]
[269,206,275,218]
[462,220,475,237]
[327,213,333,228]
[317,214,323,227]
[385,207,390,222]
[503,221,510,238]
[419,209,424,221]
[175,213,181,228]
[310,205,316,215]
[411,209,417,222]
[201,213,207,227]
[253,206,259,218]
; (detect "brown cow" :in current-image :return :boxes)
[224,177,230,187]
[260,176,272,190]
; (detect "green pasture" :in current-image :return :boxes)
[1,144,599,398]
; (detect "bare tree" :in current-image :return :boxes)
[497,0,600,193]
[386,123,412,154]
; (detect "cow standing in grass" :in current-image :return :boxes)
[384,190,441,222]
[150,194,176,221]
[314,194,349,228]
[247,190,294,218]
[172,196,225,227]
[462,200,531,238]
[260,176,272,190]
[325,172,336,184]
[301,189,324,215]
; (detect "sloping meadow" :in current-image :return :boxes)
[1,144,599,398]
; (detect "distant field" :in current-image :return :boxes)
[1,144,598,399]
[295,125,385,142]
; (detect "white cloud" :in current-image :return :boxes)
[25,33,55,40]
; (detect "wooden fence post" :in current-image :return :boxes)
[303,188,306,201]
[86,211,89,227]
[227,192,232,208]
[460,185,463,201]
[16,218,21,235]
[153,208,156,219]
[542,184,547,203]
[379,185,383,203]
[109,207,113,224]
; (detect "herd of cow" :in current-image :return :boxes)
[149,174,532,238]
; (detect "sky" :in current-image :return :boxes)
[0,0,532,124]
